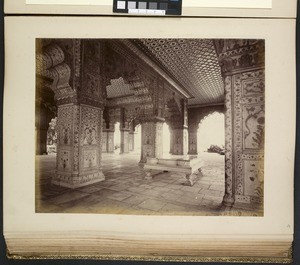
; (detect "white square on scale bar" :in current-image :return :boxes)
[117,1,126,9]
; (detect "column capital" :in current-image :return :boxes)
[55,94,105,108]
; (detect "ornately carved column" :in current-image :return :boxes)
[120,108,130,154]
[107,129,115,153]
[53,103,105,188]
[169,127,188,155]
[37,40,107,189]
[128,132,135,152]
[169,99,188,156]
[140,119,164,163]
[169,130,174,154]
[188,125,198,155]
[120,129,130,154]
[102,129,108,153]
[128,121,135,152]
[215,39,265,208]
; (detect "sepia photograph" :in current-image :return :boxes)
[35,38,265,216]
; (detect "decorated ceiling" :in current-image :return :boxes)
[107,39,225,107]
[135,39,224,106]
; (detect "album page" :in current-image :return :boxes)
[4,16,296,260]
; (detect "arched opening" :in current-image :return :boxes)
[162,122,171,157]
[197,112,225,153]
[196,112,225,204]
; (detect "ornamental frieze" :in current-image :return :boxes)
[214,39,264,75]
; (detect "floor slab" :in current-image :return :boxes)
[35,152,231,215]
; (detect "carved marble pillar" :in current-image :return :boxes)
[188,125,198,155]
[140,120,164,163]
[107,130,115,153]
[169,130,174,154]
[128,132,135,152]
[36,40,107,189]
[102,130,108,153]
[168,99,189,156]
[215,39,265,207]
[120,129,130,154]
[170,127,188,155]
[52,104,105,188]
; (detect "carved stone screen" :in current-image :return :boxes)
[35,39,264,216]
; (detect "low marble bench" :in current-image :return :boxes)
[143,156,203,186]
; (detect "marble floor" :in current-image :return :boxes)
[36,152,228,215]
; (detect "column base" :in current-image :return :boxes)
[52,171,105,189]
[222,194,235,207]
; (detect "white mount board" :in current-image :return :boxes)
[4,0,297,18]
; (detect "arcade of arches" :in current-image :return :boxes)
[36,39,265,215]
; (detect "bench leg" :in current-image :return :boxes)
[145,170,152,180]
[198,168,203,176]
[184,170,201,186]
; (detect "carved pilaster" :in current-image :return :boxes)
[215,39,265,208]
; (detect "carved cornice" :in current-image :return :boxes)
[106,94,152,107]
[214,40,265,75]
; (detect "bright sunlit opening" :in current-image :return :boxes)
[197,113,225,152]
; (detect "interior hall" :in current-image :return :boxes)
[35,39,265,215]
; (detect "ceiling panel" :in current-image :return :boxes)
[106,77,134,99]
[134,39,225,106]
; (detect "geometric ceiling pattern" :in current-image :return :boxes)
[106,77,134,99]
[133,39,225,106]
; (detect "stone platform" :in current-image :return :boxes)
[143,155,203,186]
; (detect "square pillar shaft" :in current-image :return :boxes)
[129,132,135,152]
[169,130,174,154]
[120,129,130,154]
[170,127,188,155]
[140,121,164,163]
[188,127,198,155]
[107,130,115,153]
[52,104,105,189]
[102,130,108,153]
